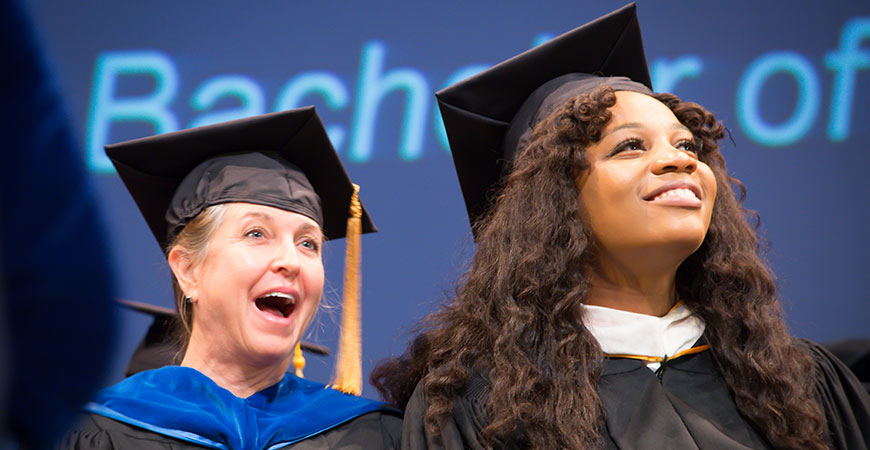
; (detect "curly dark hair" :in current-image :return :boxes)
[372,85,828,449]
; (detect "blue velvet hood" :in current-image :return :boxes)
[85,366,391,450]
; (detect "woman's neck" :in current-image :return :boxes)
[180,334,292,398]
[584,261,678,317]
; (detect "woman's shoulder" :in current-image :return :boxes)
[795,338,869,393]
[402,373,525,450]
[56,413,208,449]
[403,374,487,450]
[794,338,870,449]
[405,372,491,422]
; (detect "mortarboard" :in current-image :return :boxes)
[105,106,376,250]
[435,3,652,234]
[107,106,371,394]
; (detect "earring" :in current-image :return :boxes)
[185,296,193,304]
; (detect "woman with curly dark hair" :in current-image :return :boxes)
[372,4,870,449]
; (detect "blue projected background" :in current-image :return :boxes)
[24,1,870,391]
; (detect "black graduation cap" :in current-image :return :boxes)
[117,299,330,377]
[105,106,376,250]
[435,3,652,234]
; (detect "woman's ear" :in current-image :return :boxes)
[168,246,198,301]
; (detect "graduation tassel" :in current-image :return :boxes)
[331,184,363,395]
[293,343,305,378]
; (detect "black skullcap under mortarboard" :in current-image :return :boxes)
[435,3,652,233]
[117,299,330,377]
[106,106,376,250]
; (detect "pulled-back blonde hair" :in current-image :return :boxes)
[165,203,228,356]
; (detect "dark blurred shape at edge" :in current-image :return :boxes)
[0,0,117,447]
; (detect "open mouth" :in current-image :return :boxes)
[254,292,296,319]
[643,182,703,204]
[648,187,699,202]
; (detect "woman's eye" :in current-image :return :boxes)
[610,138,645,156]
[299,239,320,252]
[676,140,698,153]
[244,228,265,239]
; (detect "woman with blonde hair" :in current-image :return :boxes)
[61,107,401,449]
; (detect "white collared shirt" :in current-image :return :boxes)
[582,302,705,371]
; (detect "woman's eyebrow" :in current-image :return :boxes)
[240,211,275,223]
[240,211,323,238]
[296,222,324,239]
[601,122,692,139]
[601,122,643,139]
[672,123,691,133]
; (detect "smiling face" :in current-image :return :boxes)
[577,91,717,270]
[173,202,325,368]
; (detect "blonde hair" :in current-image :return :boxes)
[165,204,228,355]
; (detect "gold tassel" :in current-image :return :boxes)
[331,184,363,395]
[293,343,305,378]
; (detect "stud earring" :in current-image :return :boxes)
[185,296,193,304]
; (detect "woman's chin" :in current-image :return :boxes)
[647,224,709,254]
[655,236,707,262]
[241,333,300,366]
[606,233,707,270]
[242,305,313,368]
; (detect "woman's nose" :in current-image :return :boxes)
[651,144,697,175]
[271,241,301,277]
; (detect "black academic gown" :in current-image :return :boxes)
[59,411,401,450]
[55,367,402,450]
[402,339,870,449]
